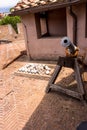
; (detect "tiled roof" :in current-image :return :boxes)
[11,0,72,12]
[11,0,86,13]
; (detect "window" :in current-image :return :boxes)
[35,12,49,38]
[35,8,67,38]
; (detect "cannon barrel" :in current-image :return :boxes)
[61,37,77,55]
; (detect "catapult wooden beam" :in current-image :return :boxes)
[46,56,86,102]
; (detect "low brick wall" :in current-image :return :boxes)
[0,40,26,70]
[0,23,24,41]
[17,23,25,40]
[0,24,16,41]
[0,23,26,70]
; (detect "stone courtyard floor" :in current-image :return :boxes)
[0,53,87,130]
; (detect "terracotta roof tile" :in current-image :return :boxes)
[11,0,69,12]
[11,0,86,13]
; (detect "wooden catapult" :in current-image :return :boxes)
[46,37,87,102]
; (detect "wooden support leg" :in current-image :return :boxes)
[46,56,86,102]
[74,58,85,100]
[50,84,83,100]
[46,65,62,93]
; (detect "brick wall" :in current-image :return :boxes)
[0,23,24,41]
[0,24,16,41]
[17,23,25,40]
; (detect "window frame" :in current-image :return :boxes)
[35,8,67,39]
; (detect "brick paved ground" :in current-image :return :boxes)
[0,54,87,130]
[0,22,87,129]
[0,40,25,130]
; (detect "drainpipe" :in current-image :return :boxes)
[21,20,32,59]
[69,6,77,46]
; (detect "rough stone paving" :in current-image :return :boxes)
[18,63,51,75]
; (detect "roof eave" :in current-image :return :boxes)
[11,0,87,16]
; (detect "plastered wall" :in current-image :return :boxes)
[21,3,87,63]
[67,3,87,64]
[22,12,66,60]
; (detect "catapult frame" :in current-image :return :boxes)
[46,37,87,102]
[46,56,87,102]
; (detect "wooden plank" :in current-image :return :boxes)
[0,40,12,43]
[46,65,62,93]
[45,57,86,102]
[14,71,51,80]
[50,84,83,100]
[74,58,85,94]
[57,56,75,68]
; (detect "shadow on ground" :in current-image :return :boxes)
[21,61,87,130]
[22,91,87,130]
[10,55,87,130]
